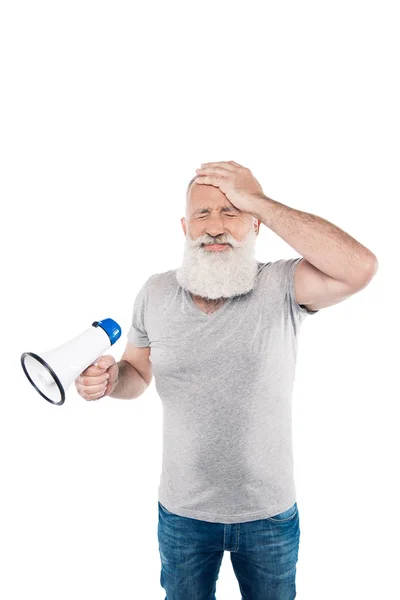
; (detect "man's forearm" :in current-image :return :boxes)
[109,360,148,400]
[252,194,378,286]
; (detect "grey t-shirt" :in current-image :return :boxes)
[127,257,318,524]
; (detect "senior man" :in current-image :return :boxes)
[76,160,378,599]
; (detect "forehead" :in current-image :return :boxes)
[187,181,237,215]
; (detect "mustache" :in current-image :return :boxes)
[198,235,235,247]
[202,240,230,246]
[186,231,253,249]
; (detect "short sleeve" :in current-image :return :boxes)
[281,257,319,317]
[127,279,150,347]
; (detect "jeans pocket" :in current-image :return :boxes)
[267,502,298,522]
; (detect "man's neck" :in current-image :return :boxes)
[190,293,227,314]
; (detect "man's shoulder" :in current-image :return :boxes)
[255,258,303,290]
[256,260,273,277]
[257,258,302,275]
[145,268,177,292]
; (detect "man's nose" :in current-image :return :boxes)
[205,215,225,238]
[206,227,225,239]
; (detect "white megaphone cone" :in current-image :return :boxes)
[21,318,122,406]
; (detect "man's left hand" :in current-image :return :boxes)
[195,160,266,217]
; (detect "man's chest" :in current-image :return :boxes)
[145,299,286,381]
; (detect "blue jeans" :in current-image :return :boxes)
[158,500,300,600]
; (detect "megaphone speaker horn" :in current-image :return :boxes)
[21,318,122,406]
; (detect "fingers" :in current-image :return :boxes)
[76,373,109,386]
[81,364,107,377]
[74,355,118,402]
[82,355,116,377]
[194,175,225,186]
[96,355,116,370]
[196,166,231,179]
[200,161,239,171]
[75,373,110,401]
[82,388,107,401]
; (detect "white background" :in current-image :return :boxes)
[1,1,398,598]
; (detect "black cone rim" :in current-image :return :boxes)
[21,352,66,406]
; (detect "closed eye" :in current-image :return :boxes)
[195,212,238,218]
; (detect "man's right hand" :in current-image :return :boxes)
[74,355,119,401]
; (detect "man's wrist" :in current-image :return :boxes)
[252,194,284,228]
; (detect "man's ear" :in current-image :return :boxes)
[254,217,261,234]
[181,217,187,236]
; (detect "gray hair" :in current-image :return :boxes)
[186,175,197,198]
[185,175,198,218]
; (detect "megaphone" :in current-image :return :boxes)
[21,318,122,406]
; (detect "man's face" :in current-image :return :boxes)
[182,178,258,247]
[175,179,261,300]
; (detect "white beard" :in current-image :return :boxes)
[176,227,259,300]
